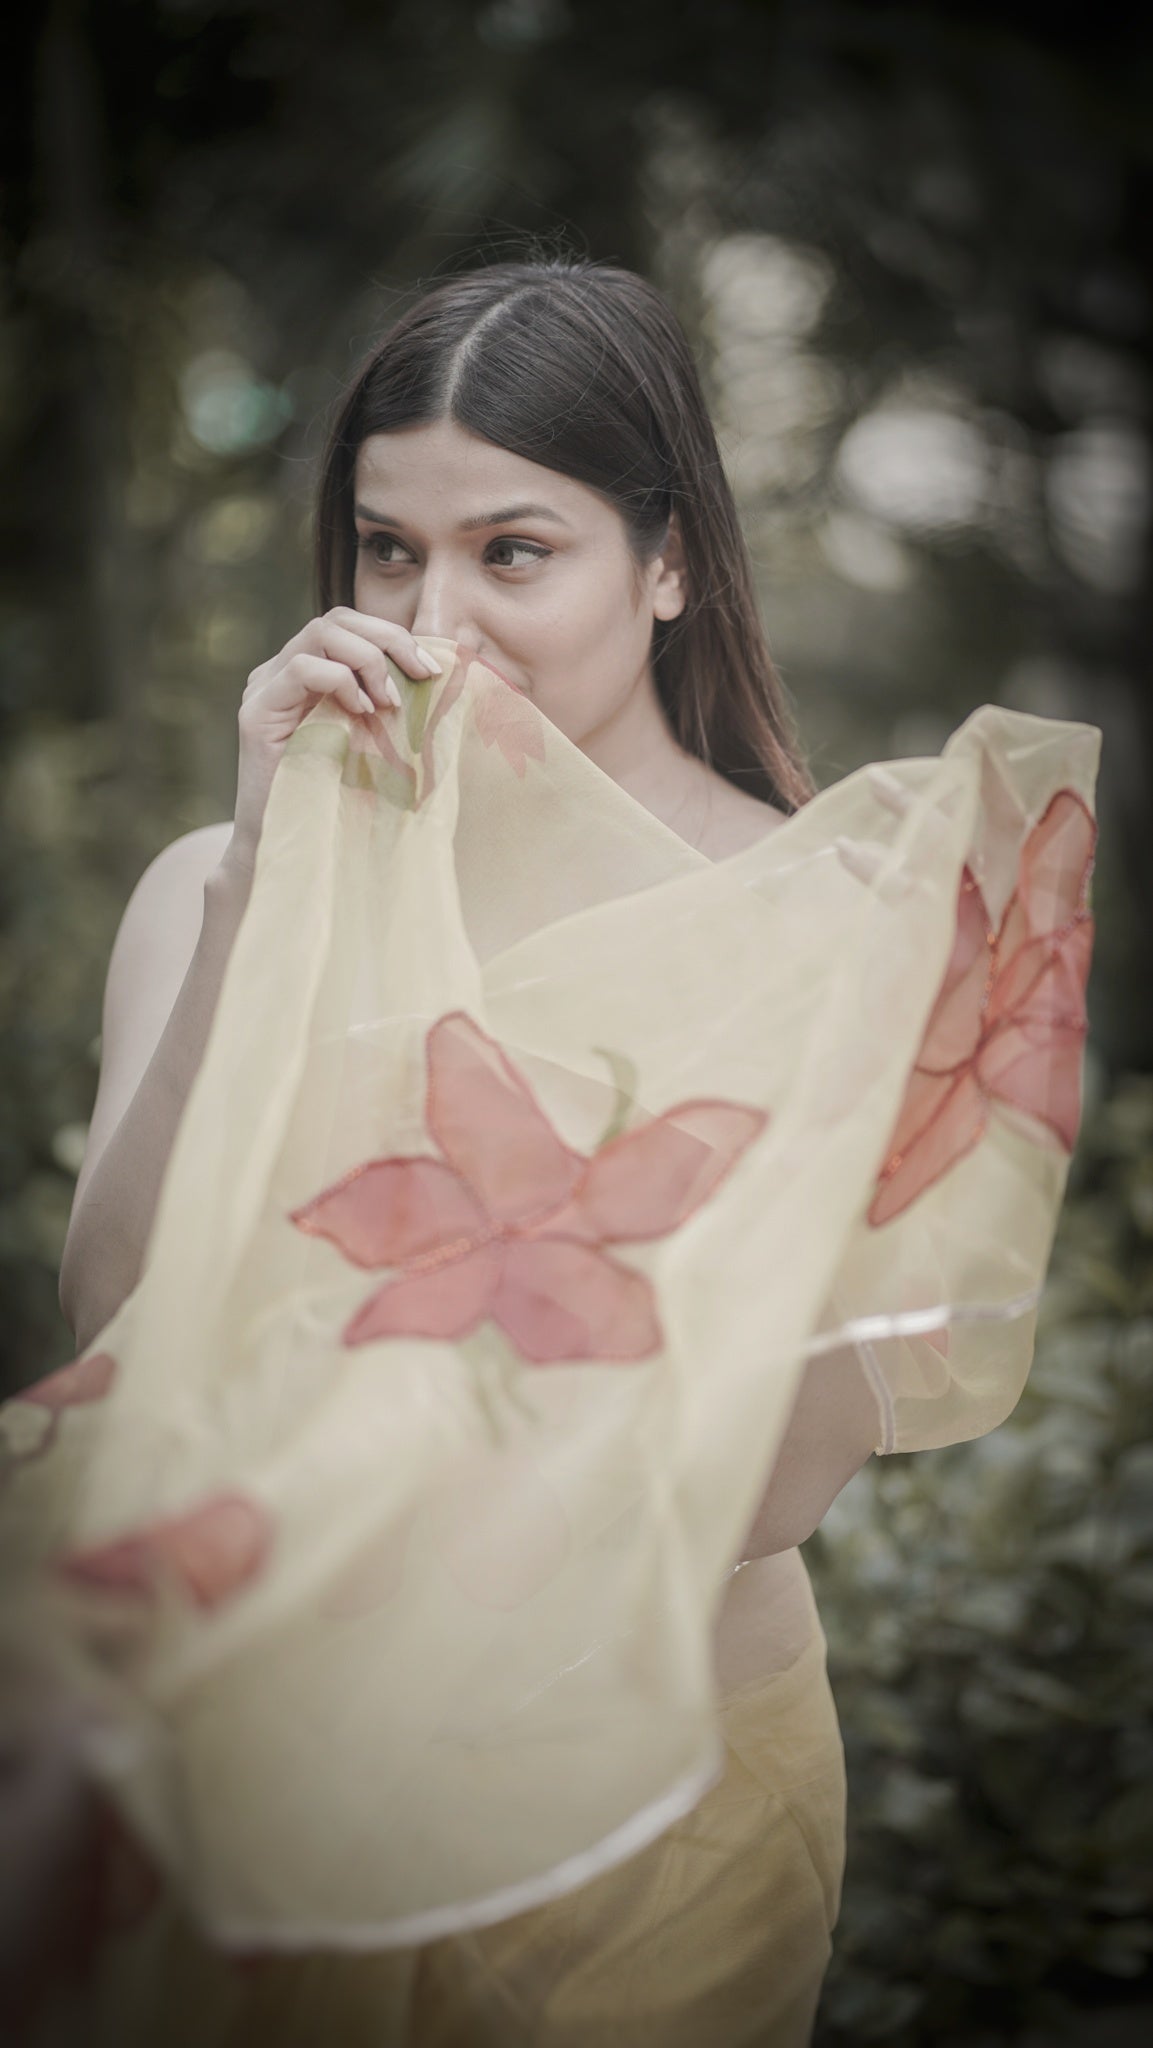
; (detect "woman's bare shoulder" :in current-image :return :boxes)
[106,821,234,1016]
[72,823,234,1208]
[134,821,234,888]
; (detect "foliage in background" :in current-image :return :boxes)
[807,1070,1153,2044]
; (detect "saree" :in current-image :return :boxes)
[0,639,1099,2043]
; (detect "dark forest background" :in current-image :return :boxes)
[1,2,1151,2041]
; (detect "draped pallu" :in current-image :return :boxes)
[0,640,1099,1952]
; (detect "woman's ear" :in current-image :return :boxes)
[651,511,688,622]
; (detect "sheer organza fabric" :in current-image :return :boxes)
[0,641,1098,1960]
[76,1568,846,2048]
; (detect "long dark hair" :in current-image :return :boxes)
[315,256,814,813]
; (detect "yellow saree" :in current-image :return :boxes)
[0,641,1099,2043]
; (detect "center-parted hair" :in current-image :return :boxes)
[315,256,814,813]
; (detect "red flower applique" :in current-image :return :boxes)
[56,1493,272,1611]
[473,676,547,777]
[2,1349,118,1472]
[26,1348,117,1415]
[869,787,1096,1227]
[289,1011,768,1364]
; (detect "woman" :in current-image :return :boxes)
[7,256,1098,2046]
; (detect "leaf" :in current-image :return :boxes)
[590,1045,639,1148]
[351,751,416,810]
[284,721,350,767]
[402,674,432,755]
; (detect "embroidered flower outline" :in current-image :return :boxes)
[869,787,1096,1227]
[353,658,465,811]
[2,1349,118,1476]
[289,1011,768,1364]
[473,675,547,777]
[56,1493,273,1611]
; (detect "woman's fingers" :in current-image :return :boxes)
[243,654,379,727]
[867,765,915,817]
[320,608,442,681]
[300,623,403,708]
[229,611,446,872]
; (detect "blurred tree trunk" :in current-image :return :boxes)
[34,2,144,887]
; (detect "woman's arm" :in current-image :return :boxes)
[57,608,434,1358]
[58,830,249,1354]
[738,1343,881,1560]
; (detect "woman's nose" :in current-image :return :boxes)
[410,567,475,645]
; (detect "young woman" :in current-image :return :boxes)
[12,256,1097,2047]
[61,258,880,1739]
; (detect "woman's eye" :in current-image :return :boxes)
[356,533,410,566]
[487,538,551,569]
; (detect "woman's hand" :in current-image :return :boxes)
[224,609,443,882]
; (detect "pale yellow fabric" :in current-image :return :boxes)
[0,640,1099,2020]
[82,1567,843,2048]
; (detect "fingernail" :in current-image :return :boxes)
[418,652,442,675]
[358,688,374,713]
[835,835,914,903]
[835,836,885,885]
[386,680,402,708]
[867,765,914,815]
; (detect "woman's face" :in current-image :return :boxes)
[351,419,685,748]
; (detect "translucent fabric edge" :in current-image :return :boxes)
[176,1747,725,1954]
[802,1289,1043,1455]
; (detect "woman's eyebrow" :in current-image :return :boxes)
[353,501,572,531]
[458,503,573,531]
[354,503,402,527]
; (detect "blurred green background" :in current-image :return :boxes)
[1,2,1150,2040]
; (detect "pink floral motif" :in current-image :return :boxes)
[2,1349,118,1472]
[419,668,465,791]
[24,1349,118,1413]
[869,787,1096,1227]
[56,1492,272,1611]
[352,661,466,811]
[290,1011,768,1364]
[473,677,547,777]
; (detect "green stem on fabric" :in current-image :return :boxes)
[591,1046,639,1149]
